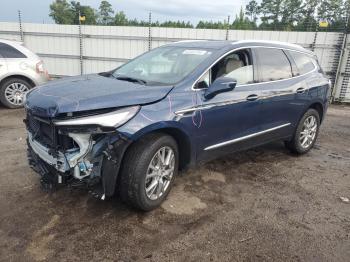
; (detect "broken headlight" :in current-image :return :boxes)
[53,106,140,128]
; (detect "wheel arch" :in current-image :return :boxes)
[308,102,324,123]
[0,74,36,88]
[156,127,193,170]
[126,125,194,170]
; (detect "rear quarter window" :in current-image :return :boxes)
[0,42,27,58]
[289,51,315,75]
[254,48,292,82]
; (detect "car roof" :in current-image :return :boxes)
[168,40,312,55]
[168,40,236,49]
[0,38,24,46]
[0,38,39,60]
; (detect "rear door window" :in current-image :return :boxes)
[289,51,315,75]
[254,48,292,82]
[0,43,26,58]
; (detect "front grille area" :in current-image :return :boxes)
[26,113,56,148]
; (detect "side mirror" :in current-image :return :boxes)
[204,77,237,100]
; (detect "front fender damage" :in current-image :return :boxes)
[27,130,131,199]
[94,134,131,199]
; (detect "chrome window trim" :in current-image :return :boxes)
[204,123,291,151]
[192,45,317,91]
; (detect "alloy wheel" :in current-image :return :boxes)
[145,146,175,200]
[4,82,29,106]
[299,115,317,149]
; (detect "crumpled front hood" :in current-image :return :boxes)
[26,74,174,117]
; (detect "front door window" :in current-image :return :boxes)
[195,49,254,88]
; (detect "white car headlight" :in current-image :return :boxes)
[54,106,140,128]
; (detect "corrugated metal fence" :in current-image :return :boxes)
[0,22,349,102]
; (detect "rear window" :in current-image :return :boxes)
[0,42,27,58]
[255,48,292,82]
[289,51,315,75]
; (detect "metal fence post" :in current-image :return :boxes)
[311,21,319,52]
[332,13,350,102]
[78,11,83,75]
[148,12,152,51]
[18,10,24,42]
[225,15,230,40]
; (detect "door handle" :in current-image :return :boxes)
[296,87,306,94]
[246,94,259,101]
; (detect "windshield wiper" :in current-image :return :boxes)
[115,76,147,85]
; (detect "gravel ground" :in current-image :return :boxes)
[0,105,349,262]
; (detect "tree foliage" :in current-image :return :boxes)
[245,0,260,22]
[49,0,74,24]
[49,0,350,31]
[98,0,114,25]
[70,1,97,25]
[247,0,349,31]
[231,7,256,29]
[114,11,128,26]
[50,0,97,25]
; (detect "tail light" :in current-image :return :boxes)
[36,61,45,73]
[36,60,50,79]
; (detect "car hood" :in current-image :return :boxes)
[26,74,174,117]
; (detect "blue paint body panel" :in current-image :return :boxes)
[26,74,174,117]
[25,40,330,168]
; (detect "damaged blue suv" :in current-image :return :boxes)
[25,40,330,210]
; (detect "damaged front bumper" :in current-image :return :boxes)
[24,106,140,198]
[28,132,69,172]
[27,129,131,199]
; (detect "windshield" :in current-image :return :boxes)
[112,46,212,85]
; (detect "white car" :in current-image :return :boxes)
[0,39,49,108]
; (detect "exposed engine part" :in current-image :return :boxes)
[28,132,69,172]
[74,165,84,180]
[66,133,93,167]
[27,129,132,199]
[62,133,96,180]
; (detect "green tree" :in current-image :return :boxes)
[49,0,74,24]
[299,0,319,30]
[280,0,304,29]
[70,1,97,25]
[232,7,256,29]
[114,11,128,25]
[260,0,283,28]
[196,20,226,29]
[245,0,260,22]
[49,0,349,31]
[318,0,345,23]
[244,0,350,31]
[98,0,114,25]
[159,20,193,28]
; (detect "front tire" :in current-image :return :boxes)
[0,77,33,108]
[119,133,178,211]
[285,108,320,154]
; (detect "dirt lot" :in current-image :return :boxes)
[0,105,349,262]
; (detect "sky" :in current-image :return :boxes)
[0,0,250,24]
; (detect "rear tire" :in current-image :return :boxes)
[119,133,178,211]
[285,108,320,154]
[0,77,33,108]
